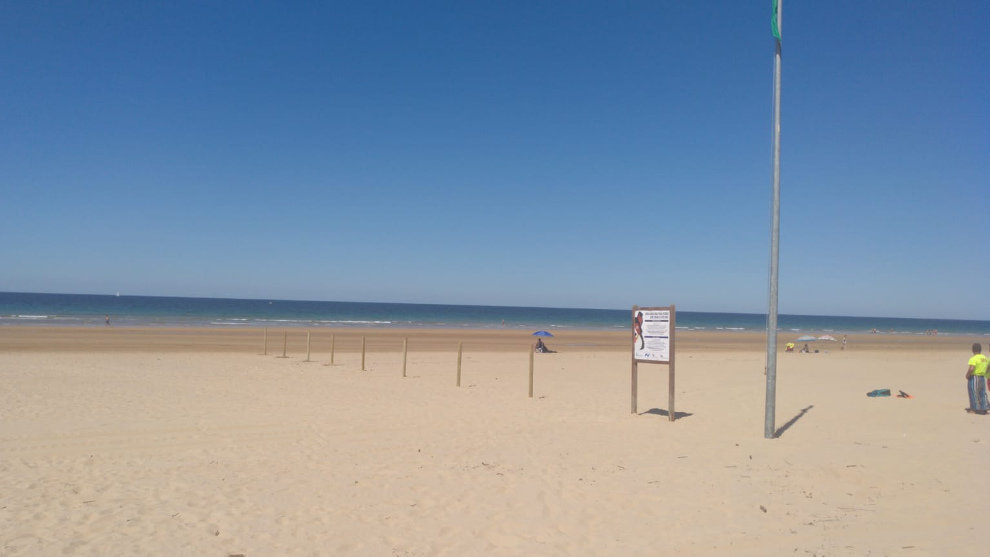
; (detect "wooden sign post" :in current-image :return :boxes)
[528,344,535,398]
[278,330,288,358]
[456,341,463,387]
[631,305,677,421]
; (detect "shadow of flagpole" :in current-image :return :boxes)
[774,405,813,438]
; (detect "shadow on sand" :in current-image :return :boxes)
[774,405,814,438]
[641,408,693,420]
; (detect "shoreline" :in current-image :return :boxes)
[5,294,989,336]
[4,320,988,336]
[0,325,983,354]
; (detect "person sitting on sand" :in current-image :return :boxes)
[784,342,795,352]
[535,338,555,353]
[800,343,810,353]
[965,343,988,414]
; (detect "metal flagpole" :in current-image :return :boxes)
[764,0,783,440]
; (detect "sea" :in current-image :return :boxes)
[2,292,988,336]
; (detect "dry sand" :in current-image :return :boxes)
[1,327,987,556]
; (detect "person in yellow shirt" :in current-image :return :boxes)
[965,343,989,414]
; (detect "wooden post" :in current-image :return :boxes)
[263,327,268,356]
[402,337,408,378]
[631,360,638,414]
[456,341,463,386]
[529,344,535,398]
[668,305,677,421]
[361,336,366,371]
[330,334,335,365]
[631,305,639,413]
[278,329,288,358]
[667,367,675,421]
[305,330,311,362]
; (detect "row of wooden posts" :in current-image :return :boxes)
[262,328,536,398]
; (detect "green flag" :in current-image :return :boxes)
[771,0,781,40]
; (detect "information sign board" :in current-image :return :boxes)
[630,305,677,421]
[633,308,671,363]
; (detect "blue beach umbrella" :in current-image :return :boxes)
[795,335,817,342]
[532,331,553,337]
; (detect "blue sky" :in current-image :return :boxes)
[2,1,987,319]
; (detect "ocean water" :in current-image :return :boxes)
[1,292,988,335]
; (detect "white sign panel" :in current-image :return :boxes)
[633,309,670,362]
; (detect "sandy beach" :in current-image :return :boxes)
[1,327,988,556]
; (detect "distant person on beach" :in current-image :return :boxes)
[800,343,810,353]
[535,338,554,353]
[965,343,988,414]
[105,314,110,326]
[841,335,847,350]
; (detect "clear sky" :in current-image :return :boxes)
[2,1,987,319]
